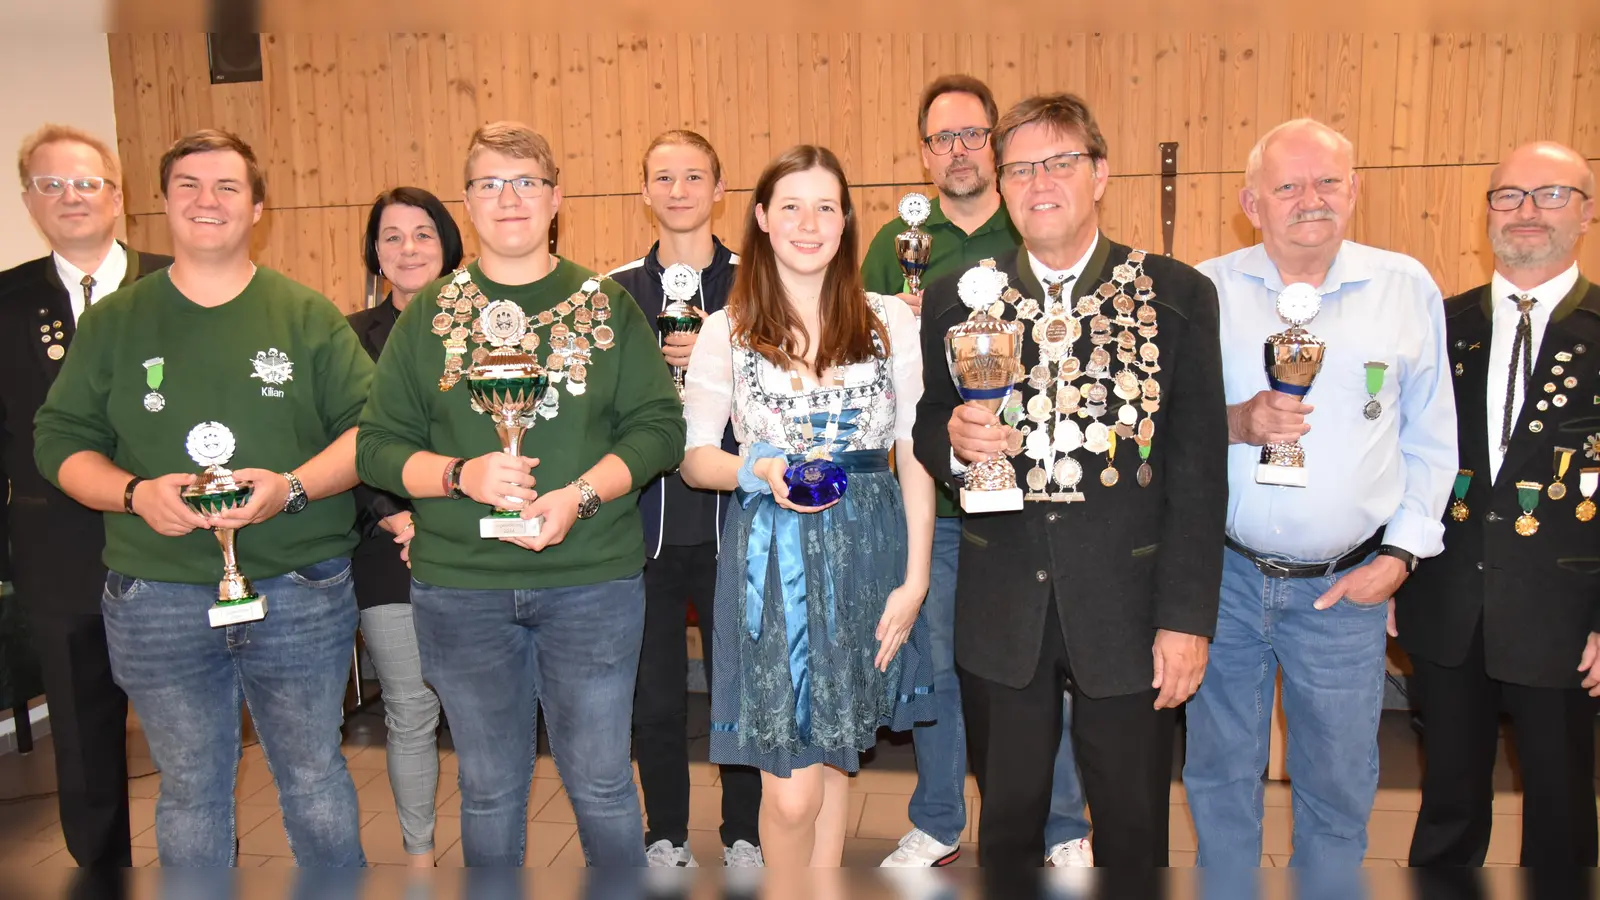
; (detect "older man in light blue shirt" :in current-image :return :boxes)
[1182,118,1457,868]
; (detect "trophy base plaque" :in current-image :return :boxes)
[480,512,544,538]
[208,596,267,628]
[1255,463,1309,488]
[960,487,1024,513]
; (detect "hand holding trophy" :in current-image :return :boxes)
[468,299,551,538]
[181,422,267,627]
[945,264,1026,512]
[656,262,704,397]
[1256,282,1325,487]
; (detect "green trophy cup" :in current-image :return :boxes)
[181,422,267,627]
[468,299,551,538]
[656,262,703,398]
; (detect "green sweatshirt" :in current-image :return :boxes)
[862,195,1022,517]
[355,258,685,590]
[34,267,373,584]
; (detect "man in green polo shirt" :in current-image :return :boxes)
[34,129,371,867]
[866,75,1092,869]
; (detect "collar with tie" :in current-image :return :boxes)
[1044,273,1076,306]
[80,274,96,310]
[1500,294,1536,453]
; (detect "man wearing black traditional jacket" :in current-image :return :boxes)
[1397,140,1600,868]
[913,94,1227,868]
[0,124,170,867]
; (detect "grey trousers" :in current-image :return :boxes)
[359,603,442,854]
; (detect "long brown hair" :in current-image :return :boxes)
[728,145,888,374]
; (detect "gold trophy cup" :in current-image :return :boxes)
[1256,282,1325,487]
[945,265,1026,512]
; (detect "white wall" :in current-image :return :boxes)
[0,33,120,272]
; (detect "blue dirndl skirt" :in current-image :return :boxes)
[708,449,935,776]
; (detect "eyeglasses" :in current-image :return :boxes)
[998,152,1093,184]
[466,176,556,199]
[923,127,992,156]
[1486,185,1589,212]
[29,175,115,197]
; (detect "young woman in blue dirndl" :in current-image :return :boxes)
[680,145,936,866]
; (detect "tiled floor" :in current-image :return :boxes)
[0,704,1569,871]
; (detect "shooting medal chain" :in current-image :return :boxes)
[433,266,617,410]
[1003,250,1162,501]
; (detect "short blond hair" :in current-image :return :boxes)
[641,129,723,184]
[464,122,559,187]
[17,123,121,189]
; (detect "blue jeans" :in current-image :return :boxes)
[101,557,365,867]
[908,517,1090,850]
[411,573,647,866]
[1183,548,1388,867]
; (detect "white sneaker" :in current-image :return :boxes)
[1045,836,1093,867]
[645,839,699,867]
[722,839,765,867]
[880,828,962,867]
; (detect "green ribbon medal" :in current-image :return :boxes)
[142,357,165,412]
[1514,481,1542,536]
[1137,442,1153,488]
[1449,469,1472,522]
[1363,362,1388,420]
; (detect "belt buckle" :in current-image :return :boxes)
[1255,556,1294,578]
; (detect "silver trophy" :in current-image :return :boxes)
[656,262,703,398]
[945,264,1025,513]
[1256,282,1325,488]
[468,299,550,537]
[895,193,934,296]
[180,422,267,627]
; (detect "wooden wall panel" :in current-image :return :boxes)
[111,32,1600,310]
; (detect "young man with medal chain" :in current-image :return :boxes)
[356,122,685,866]
[913,93,1227,870]
[1396,141,1600,867]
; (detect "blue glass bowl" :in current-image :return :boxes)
[784,458,848,507]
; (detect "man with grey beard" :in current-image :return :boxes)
[1396,141,1599,867]
[1184,118,1457,866]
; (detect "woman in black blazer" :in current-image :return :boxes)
[347,187,464,867]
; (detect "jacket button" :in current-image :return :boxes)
[1035,570,1049,582]
[1047,512,1059,523]
[1476,561,1485,571]
[1485,512,1501,523]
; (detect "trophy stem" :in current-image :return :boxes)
[214,527,240,577]
[494,413,527,459]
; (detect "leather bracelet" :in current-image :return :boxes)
[123,476,145,515]
[442,458,467,500]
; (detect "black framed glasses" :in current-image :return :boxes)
[923,127,992,156]
[466,176,556,199]
[1486,185,1589,212]
[998,152,1092,184]
[29,175,114,197]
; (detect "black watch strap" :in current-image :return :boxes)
[124,476,145,515]
[1376,544,1417,573]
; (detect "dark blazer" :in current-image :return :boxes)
[912,237,1228,698]
[0,245,170,616]
[347,297,411,610]
[1397,276,1600,689]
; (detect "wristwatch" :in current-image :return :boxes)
[281,471,308,514]
[1376,544,1417,573]
[569,478,601,519]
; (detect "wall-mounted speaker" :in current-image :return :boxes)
[207,34,263,84]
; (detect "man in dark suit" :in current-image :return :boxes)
[912,93,1227,868]
[1397,140,1600,867]
[0,124,169,867]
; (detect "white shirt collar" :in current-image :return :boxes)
[1027,232,1100,295]
[53,242,128,322]
[1491,263,1581,311]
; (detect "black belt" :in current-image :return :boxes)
[1225,532,1383,580]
